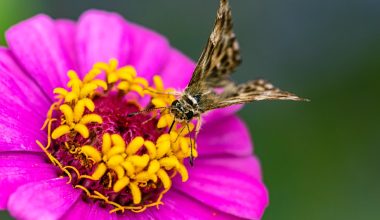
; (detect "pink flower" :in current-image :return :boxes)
[0,10,268,220]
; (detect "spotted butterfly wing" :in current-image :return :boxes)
[186,0,240,95]
[210,79,307,110]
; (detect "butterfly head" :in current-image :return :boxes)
[170,93,203,122]
[170,99,196,122]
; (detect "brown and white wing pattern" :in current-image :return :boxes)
[201,79,307,111]
[186,0,241,94]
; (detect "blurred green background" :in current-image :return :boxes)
[1,0,379,219]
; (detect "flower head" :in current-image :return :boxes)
[0,10,268,220]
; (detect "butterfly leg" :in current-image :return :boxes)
[195,116,202,140]
[186,123,195,167]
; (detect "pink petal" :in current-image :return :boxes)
[0,152,57,209]
[203,104,243,123]
[0,96,46,152]
[6,14,73,99]
[62,198,156,220]
[0,48,48,152]
[61,200,119,220]
[0,48,49,115]
[195,156,263,182]
[62,189,237,220]
[154,190,237,219]
[65,201,161,220]
[160,48,195,89]
[197,115,253,156]
[56,19,79,72]
[8,177,81,220]
[76,10,131,75]
[174,159,269,219]
[126,21,170,80]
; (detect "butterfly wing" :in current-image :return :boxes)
[186,0,241,94]
[199,79,307,112]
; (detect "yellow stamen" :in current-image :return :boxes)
[113,176,130,193]
[177,164,189,182]
[102,133,112,154]
[80,83,97,98]
[121,161,135,177]
[68,70,79,80]
[107,72,119,84]
[147,160,160,174]
[126,137,144,155]
[111,134,126,148]
[157,169,171,189]
[73,124,89,138]
[153,75,164,90]
[83,68,101,82]
[92,79,108,90]
[79,114,103,124]
[156,139,171,158]
[107,172,113,189]
[60,104,74,125]
[130,84,144,97]
[45,119,56,149]
[51,125,70,139]
[53,87,68,97]
[134,171,150,182]
[159,156,179,170]
[75,184,92,197]
[152,99,168,109]
[106,145,125,158]
[91,162,107,180]
[81,145,102,163]
[64,165,81,180]
[118,66,137,79]
[72,99,96,124]
[144,141,157,159]
[107,155,124,168]
[134,77,149,87]
[129,182,142,204]
[128,154,150,168]
[117,81,130,91]
[114,165,125,180]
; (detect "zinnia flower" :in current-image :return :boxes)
[0,10,269,220]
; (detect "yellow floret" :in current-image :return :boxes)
[113,176,130,193]
[81,145,102,163]
[51,125,70,139]
[129,182,142,204]
[126,137,144,155]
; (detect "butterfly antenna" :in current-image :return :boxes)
[127,107,168,117]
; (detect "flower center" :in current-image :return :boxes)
[37,59,197,213]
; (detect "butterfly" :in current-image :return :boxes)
[170,1,306,130]
[133,0,307,165]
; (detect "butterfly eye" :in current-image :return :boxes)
[171,100,179,107]
[185,111,194,120]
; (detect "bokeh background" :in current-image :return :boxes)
[1,0,379,219]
